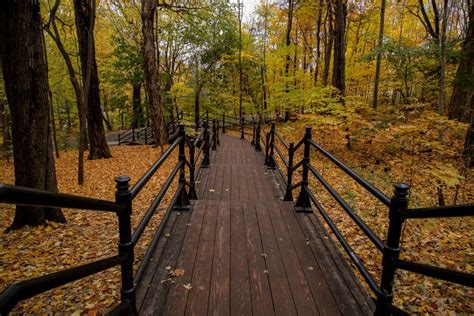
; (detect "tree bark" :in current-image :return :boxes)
[448,4,473,123]
[284,0,294,121]
[142,0,167,148]
[372,0,386,109]
[0,0,66,230]
[438,0,449,115]
[238,0,243,118]
[332,0,347,98]
[132,82,144,128]
[323,0,333,86]
[314,0,324,84]
[73,0,112,160]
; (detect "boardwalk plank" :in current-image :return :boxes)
[230,201,252,316]
[186,201,218,315]
[208,201,231,316]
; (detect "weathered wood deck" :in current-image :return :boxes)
[135,134,375,315]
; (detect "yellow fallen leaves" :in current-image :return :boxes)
[0,144,179,314]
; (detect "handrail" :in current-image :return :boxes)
[305,187,383,296]
[0,255,126,314]
[131,161,182,245]
[308,139,391,207]
[395,259,474,287]
[274,130,289,150]
[0,184,122,213]
[307,163,385,252]
[134,182,186,285]
[401,203,473,219]
[273,144,289,168]
[130,136,182,198]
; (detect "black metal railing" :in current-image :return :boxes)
[249,122,473,315]
[0,123,218,314]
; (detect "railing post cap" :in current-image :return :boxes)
[394,183,410,196]
[178,123,185,130]
[305,126,312,132]
[115,176,131,192]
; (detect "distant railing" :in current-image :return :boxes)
[249,122,474,315]
[0,123,218,315]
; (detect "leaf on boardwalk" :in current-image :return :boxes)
[183,283,193,290]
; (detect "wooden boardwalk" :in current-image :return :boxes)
[136,134,374,315]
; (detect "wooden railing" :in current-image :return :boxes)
[0,124,218,315]
[250,122,474,315]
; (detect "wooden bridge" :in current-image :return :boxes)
[0,112,472,315]
[135,134,373,315]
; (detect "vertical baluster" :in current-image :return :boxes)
[240,116,244,139]
[284,143,294,201]
[266,123,276,169]
[115,176,137,314]
[174,124,191,210]
[375,184,409,314]
[222,112,226,133]
[188,138,197,199]
[295,126,312,212]
[212,119,217,150]
[216,120,220,145]
[255,121,261,151]
[202,122,210,168]
[251,120,256,146]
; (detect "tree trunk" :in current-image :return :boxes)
[142,0,167,148]
[73,0,111,160]
[284,0,294,121]
[238,0,243,118]
[132,82,144,128]
[332,0,347,98]
[438,0,449,115]
[0,0,66,230]
[323,0,333,86]
[448,5,473,123]
[372,0,386,109]
[463,96,474,167]
[314,0,324,84]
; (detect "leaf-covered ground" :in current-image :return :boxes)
[0,145,178,314]
[273,104,473,314]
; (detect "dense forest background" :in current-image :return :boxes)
[1,0,472,146]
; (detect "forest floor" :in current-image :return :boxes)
[0,102,473,314]
[0,144,178,314]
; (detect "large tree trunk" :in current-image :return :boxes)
[332,0,347,98]
[73,0,112,160]
[284,0,294,121]
[142,0,167,148]
[0,0,66,230]
[464,96,474,167]
[323,0,333,86]
[132,82,144,128]
[448,5,473,123]
[372,0,386,109]
[314,0,324,84]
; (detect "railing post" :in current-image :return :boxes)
[284,142,295,201]
[240,116,245,139]
[222,112,226,133]
[212,119,217,151]
[295,126,312,212]
[202,122,210,168]
[174,124,191,211]
[188,138,198,200]
[144,128,148,145]
[216,120,220,145]
[264,132,270,165]
[376,183,409,314]
[206,110,209,126]
[180,110,183,120]
[255,121,261,151]
[251,120,256,146]
[118,133,121,145]
[132,127,135,142]
[115,176,137,314]
[266,123,276,169]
